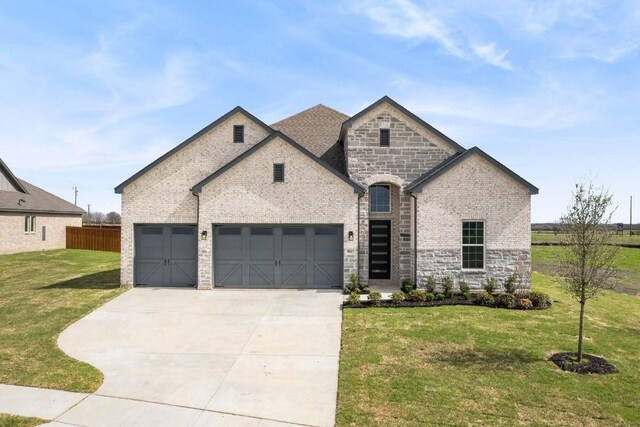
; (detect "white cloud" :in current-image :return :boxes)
[471,43,513,70]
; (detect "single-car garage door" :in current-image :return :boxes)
[135,224,197,286]
[214,225,342,288]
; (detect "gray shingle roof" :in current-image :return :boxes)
[0,175,84,215]
[271,104,349,173]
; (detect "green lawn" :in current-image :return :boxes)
[0,249,123,392]
[0,414,45,427]
[532,231,640,245]
[337,272,640,426]
[532,245,640,295]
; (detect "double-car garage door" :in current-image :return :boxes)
[214,225,342,288]
[135,224,342,288]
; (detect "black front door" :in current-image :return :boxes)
[369,220,391,280]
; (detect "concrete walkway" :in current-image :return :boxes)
[0,288,343,427]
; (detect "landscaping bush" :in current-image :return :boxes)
[504,274,517,294]
[360,286,371,295]
[401,280,414,294]
[518,298,533,309]
[346,292,360,305]
[391,291,406,303]
[367,291,382,305]
[442,276,453,297]
[345,273,359,293]
[475,291,495,306]
[495,293,516,308]
[462,291,471,300]
[527,291,552,308]
[424,292,435,301]
[483,277,498,294]
[409,289,427,302]
[435,293,445,300]
[425,276,436,293]
[458,279,470,295]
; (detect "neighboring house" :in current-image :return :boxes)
[0,158,84,254]
[115,96,538,290]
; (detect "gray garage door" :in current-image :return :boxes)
[135,225,197,287]
[214,225,342,288]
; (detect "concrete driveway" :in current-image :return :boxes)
[55,288,343,427]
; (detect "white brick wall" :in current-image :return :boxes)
[197,136,359,288]
[416,153,531,251]
[0,213,82,254]
[119,112,271,286]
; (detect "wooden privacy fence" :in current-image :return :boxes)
[66,226,121,252]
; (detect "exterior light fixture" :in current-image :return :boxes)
[200,230,208,240]
[348,231,354,241]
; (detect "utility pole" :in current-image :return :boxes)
[72,186,78,206]
[631,196,633,236]
[87,204,91,225]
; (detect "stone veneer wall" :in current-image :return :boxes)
[0,213,82,254]
[119,112,271,286]
[197,136,359,289]
[415,152,532,289]
[345,103,457,286]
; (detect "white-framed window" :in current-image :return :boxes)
[462,220,484,269]
[24,215,36,234]
[370,185,390,213]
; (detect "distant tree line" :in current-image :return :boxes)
[83,211,121,225]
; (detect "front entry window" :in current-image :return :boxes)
[370,185,390,213]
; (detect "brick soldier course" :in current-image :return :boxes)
[115,96,538,290]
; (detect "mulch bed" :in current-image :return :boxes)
[549,352,618,374]
[343,297,550,310]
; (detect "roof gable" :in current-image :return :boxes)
[191,131,364,194]
[340,96,465,153]
[406,147,539,195]
[114,106,273,194]
[271,104,348,173]
[0,157,28,194]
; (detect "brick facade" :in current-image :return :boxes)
[0,213,81,254]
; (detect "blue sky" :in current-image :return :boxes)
[0,0,638,222]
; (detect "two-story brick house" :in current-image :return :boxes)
[115,96,537,290]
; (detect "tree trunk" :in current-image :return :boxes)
[577,300,585,362]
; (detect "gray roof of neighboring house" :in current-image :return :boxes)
[0,159,84,215]
[114,106,274,194]
[406,147,539,195]
[271,104,349,174]
[191,131,364,194]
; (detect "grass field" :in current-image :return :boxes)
[532,231,640,245]
[0,249,123,392]
[337,272,640,426]
[0,414,44,427]
[532,245,640,295]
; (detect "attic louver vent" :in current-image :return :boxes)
[380,129,390,147]
[233,125,244,143]
[273,164,285,182]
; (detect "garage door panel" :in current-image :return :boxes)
[314,228,340,262]
[170,227,197,260]
[281,263,307,286]
[137,260,165,286]
[215,262,242,286]
[314,263,341,287]
[249,263,276,286]
[139,227,164,259]
[170,260,197,285]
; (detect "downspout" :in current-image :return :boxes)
[357,192,363,282]
[410,192,418,287]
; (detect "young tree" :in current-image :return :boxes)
[559,182,619,362]
[105,211,121,224]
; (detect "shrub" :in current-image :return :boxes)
[424,292,435,301]
[483,277,498,294]
[435,293,445,300]
[409,289,427,302]
[391,291,406,303]
[401,280,414,294]
[425,276,436,293]
[361,286,371,295]
[527,291,551,308]
[504,274,517,294]
[345,273,359,293]
[346,292,360,305]
[495,293,516,308]
[367,291,382,305]
[475,291,495,306]
[442,276,453,295]
[458,279,470,295]
[518,298,533,309]
[462,291,471,300]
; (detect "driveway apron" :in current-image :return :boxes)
[55,287,343,427]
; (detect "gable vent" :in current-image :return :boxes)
[233,125,244,143]
[273,164,285,182]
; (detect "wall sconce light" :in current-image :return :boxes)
[348,231,354,241]
[201,230,208,240]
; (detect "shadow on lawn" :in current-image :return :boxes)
[423,347,540,368]
[40,269,121,290]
